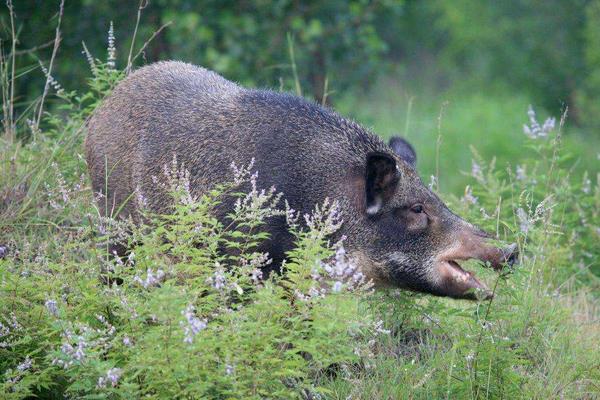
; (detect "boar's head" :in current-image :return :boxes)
[347,136,517,300]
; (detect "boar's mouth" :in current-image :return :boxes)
[436,243,517,300]
[438,258,492,300]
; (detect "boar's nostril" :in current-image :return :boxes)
[502,243,519,266]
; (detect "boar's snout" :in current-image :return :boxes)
[435,226,518,300]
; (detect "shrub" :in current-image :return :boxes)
[1,150,386,398]
[318,106,600,399]
[0,61,382,394]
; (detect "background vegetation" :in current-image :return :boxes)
[0,1,599,398]
[2,0,600,193]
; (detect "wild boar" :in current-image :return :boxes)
[86,61,516,299]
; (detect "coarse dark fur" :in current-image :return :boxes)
[86,61,515,299]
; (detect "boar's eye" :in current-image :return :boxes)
[411,204,424,214]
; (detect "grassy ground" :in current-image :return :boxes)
[0,55,599,397]
[324,80,600,398]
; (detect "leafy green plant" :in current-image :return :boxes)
[1,50,381,395]
[1,13,598,400]
[319,106,599,399]
[0,149,383,399]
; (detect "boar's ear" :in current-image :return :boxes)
[365,152,399,215]
[389,136,417,168]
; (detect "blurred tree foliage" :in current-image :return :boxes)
[578,0,600,129]
[428,0,590,122]
[1,0,403,105]
[1,0,599,127]
[160,0,403,103]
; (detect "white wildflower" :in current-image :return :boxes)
[471,160,484,182]
[17,356,32,372]
[92,214,132,248]
[45,299,59,317]
[233,169,283,223]
[294,289,309,302]
[308,286,325,299]
[294,286,325,302]
[516,165,526,181]
[523,105,555,139]
[331,281,343,293]
[39,61,63,95]
[428,175,437,190]
[303,198,343,238]
[135,185,148,210]
[81,41,97,75]
[516,208,531,234]
[26,118,40,136]
[373,320,391,335]
[284,200,300,229]
[582,174,591,194]
[250,268,263,284]
[55,338,86,368]
[480,207,492,220]
[231,158,256,185]
[542,116,556,133]
[1,313,22,348]
[242,252,271,284]
[181,305,207,344]
[206,263,227,290]
[97,367,122,388]
[96,314,116,336]
[52,321,116,369]
[320,246,368,293]
[133,268,165,289]
[159,155,195,205]
[462,185,478,205]
[465,351,475,368]
[0,312,23,349]
[120,297,139,319]
[107,21,116,69]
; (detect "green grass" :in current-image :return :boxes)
[324,78,600,399]
[1,52,599,398]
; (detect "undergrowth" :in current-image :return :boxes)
[321,107,600,399]
[0,17,599,400]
